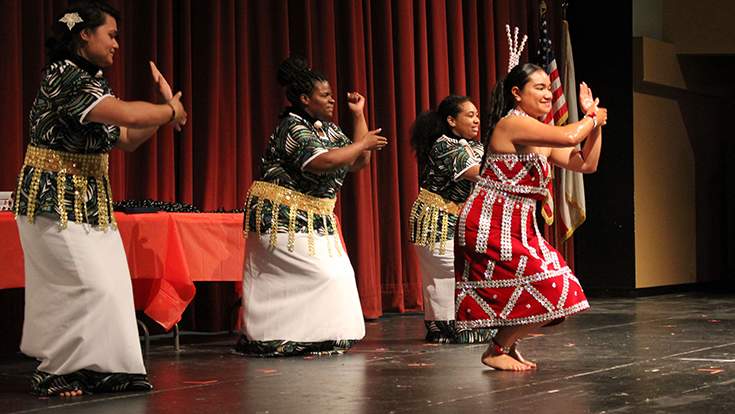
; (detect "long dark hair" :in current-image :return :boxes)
[411,95,471,171]
[46,0,120,63]
[276,56,328,110]
[480,63,544,167]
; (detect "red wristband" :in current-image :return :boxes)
[585,112,597,128]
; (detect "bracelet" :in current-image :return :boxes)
[585,112,597,128]
[166,102,176,123]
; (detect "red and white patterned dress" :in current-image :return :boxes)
[454,152,589,329]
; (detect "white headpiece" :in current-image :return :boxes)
[505,24,528,73]
[59,13,83,31]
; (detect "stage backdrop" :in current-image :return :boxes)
[0,0,564,319]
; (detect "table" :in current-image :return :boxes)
[0,211,245,330]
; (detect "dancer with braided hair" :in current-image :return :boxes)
[408,95,493,344]
[235,56,387,357]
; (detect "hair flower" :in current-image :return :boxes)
[59,13,83,30]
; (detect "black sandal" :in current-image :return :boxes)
[81,371,153,393]
[30,370,86,397]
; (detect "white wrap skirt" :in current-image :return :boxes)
[17,215,146,375]
[242,232,365,342]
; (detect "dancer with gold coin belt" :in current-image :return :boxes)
[236,56,387,357]
[14,0,186,396]
[408,95,493,344]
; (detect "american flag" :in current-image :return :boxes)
[536,5,567,226]
[537,9,568,126]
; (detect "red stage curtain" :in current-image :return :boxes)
[0,0,564,319]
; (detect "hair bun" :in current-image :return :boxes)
[277,56,310,87]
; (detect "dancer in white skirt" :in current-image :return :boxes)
[14,1,187,396]
[408,95,494,343]
[236,56,387,356]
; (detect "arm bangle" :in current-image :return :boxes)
[166,102,176,123]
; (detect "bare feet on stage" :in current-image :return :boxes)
[482,323,544,370]
[510,344,537,369]
[481,348,532,371]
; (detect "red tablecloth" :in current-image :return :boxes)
[0,211,245,330]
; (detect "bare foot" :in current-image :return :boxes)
[510,346,537,369]
[481,350,531,371]
[59,389,83,397]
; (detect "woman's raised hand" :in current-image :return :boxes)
[150,61,187,131]
[149,61,173,101]
[347,91,365,114]
[579,82,598,114]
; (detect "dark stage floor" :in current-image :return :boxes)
[1,292,734,413]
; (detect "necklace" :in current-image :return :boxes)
[506,108,530,118]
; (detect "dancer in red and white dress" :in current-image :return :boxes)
[455,63,607,371]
